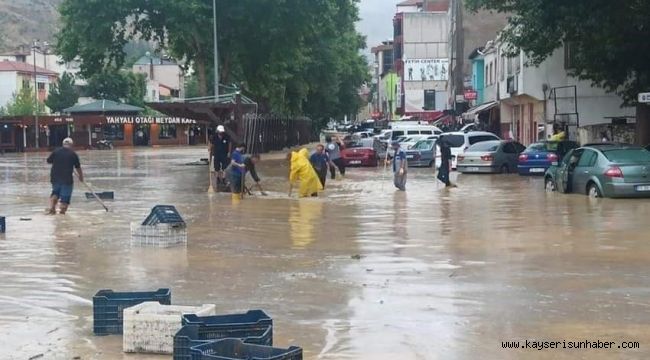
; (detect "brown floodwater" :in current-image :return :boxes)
[1,147,650,359]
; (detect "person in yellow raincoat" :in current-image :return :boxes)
[288,148,323,197]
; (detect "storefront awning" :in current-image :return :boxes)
[462,101,498,121]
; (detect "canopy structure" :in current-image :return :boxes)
[64,99,144,115]
[462,101,498,121]
[147,92,258,124]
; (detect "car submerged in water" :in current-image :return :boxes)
[517,140,579,175]
[544,144,650,198]
[340,142,378,167]
[404,139,437,167]
[457,140,525,174]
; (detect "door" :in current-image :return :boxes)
[510,142,526,169]
[573,149,599,193]
[557,149,581,193]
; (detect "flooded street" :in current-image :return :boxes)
[1,146,650,359]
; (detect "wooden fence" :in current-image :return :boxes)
[241,114,313,154]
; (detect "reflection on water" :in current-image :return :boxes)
[1,147,650,359]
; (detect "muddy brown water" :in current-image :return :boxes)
[1,147,650,359]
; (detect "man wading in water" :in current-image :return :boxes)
[46,137,83,214]
[210,125,231,188]
[436,136,455,188]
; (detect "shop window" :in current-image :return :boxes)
[424,90,436,110]
[159,124,177,139]
[1,125,12,144]
[102,124,125,140]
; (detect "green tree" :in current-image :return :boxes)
[86,69,129,102]
[45,72,79,113]
[125,72,147,107]
[56,0,369,127]
[5,87,42,116]
[466,0,650,144]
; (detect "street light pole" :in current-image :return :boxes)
[213,0,219,101]
[32,40,39,149]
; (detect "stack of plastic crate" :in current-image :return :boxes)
[173,310,273,360]
[93,288,171,335]
[123,302,216,354]
[190,339,303,360]
[131,205,187,247]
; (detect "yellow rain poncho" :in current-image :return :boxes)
[290,148,324,197]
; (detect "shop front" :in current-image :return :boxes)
[0,115,206,152]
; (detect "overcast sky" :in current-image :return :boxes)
[357,0,399,52]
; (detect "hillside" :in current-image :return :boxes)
[0,0,62,50]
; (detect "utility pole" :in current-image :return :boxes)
[32,40,39,149]
[454,0,465,110]
[213,0,219,101]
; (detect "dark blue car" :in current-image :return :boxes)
[517,141,578,176]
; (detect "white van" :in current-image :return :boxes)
[374,125,442,142]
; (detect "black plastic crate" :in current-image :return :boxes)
[0,216,5,233]
[85,192,115,200]
[93,288,171,335]
[182,310,272,336]
[190,339,302,360]
[142,205,186,226]
[174,324,272,360]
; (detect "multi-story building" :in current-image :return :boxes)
[132,54,184,102]
[371,41,397,119]
[393,0,450,121]
[467,37,635,145]
[0,61,58,111]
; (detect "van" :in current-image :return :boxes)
[375,125,442,142]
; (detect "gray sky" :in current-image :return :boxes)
[357,0,399,52]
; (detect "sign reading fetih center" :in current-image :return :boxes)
[105,116,197,124]
[404,59,449,82]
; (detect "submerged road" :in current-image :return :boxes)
[1,147,649,359]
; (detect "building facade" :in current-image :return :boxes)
[132,55,184,102]
[394,0,451,120]
[0,61,58,112]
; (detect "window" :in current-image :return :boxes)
[382,50,394,73]
[420,130,433,135]
[577,149,598,167]
[489,62,493,84]
[469,135,499,145]
[1,125,12,144]
[500,55,506,81]
[22,79,30,89]
[391,130,405,140]
[514,54,521,73]
[444,135,465,148]
[413,140,434,150]
[37,82,45,90]
[159,124,177,139]
[603,149,650,162]
[485,65,489,85]
[407,130,419,135]
[564,42,576,70]
[469,141,500,152]
[102,124,125,141]
[424,90,436,110]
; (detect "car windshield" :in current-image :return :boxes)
[412,140,434,150]
[602,149,650,163]
[468,141,500,152]
[442,135,465,148]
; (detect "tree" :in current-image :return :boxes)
[45,72,79,113]
[466,0,650,145]
[86,70,129,102]
[125,72,147,107]
[55,0,369,127]
[5,87,42,116]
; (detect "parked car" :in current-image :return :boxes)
[544,144,650,198]
[400,135,430,150]
[517,140,579,176]
[405,139,436,167]
[341,143,378,167]
[435,131,501,169]
[457,140,525,174]
[645,144,650,152]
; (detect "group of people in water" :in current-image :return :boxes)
[209,125,458,199]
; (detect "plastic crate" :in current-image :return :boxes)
[182,310,272,338]
[85,191,115,200]
[190,339,302,360]
[174,324,273,360]
[123,302,216,354]
[142,205,186,226]
[93,288,171,335]
[0,216,5,233]
[131,223,187,248]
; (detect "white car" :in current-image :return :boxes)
[435,131,501,169]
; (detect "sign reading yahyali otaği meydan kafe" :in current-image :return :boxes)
[105,116,197,125]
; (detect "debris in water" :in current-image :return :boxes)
[20,217,32,221]
[351,254,362,260]
[28,354,44,360]
[366,269,374,272]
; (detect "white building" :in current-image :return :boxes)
[132,54,184,102]
[393,0,450,121]
[495,43,635,145]
[0,61,58,112]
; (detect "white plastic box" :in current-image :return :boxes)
[123,302,216,354]
[130,222,188,247]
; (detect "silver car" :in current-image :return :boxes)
[457,140,526,174]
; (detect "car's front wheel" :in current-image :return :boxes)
[545,177,556,192]
[587,183,602,198]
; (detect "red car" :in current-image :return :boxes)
[341,145,378,167]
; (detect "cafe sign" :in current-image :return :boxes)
[105,116,197,125]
